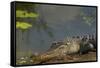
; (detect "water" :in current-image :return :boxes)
[16,3,97,58]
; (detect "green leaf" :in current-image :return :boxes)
[16,21,32,30]
[16,2,36,10]
[16,10,39,18]
[82,16,93,26]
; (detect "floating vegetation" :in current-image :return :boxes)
[16,10,39,18]
[16,21,32,30]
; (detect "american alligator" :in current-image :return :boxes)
[31,35,96,64]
